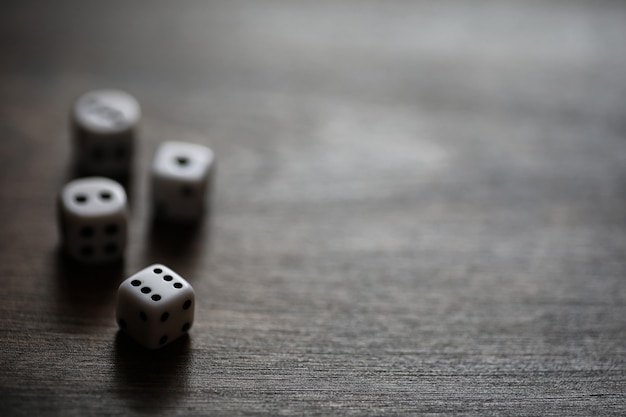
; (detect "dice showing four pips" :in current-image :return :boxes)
[57,89,210,349]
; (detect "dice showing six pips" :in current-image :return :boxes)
[57,89,212,349]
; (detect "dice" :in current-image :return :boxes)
[116,264,195,349]
[151,141,215,222]
[71,89,141,177]
[57,177,128,263]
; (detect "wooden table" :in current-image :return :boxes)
[1,0,625,415]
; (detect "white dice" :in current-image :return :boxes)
[57,177,128,263]
[71,89,141,177]
[151,141,215,221]
[116,264,195,349]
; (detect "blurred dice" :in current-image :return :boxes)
[71,89,140,177]
[57,177,128,263]
[151,141,215,222]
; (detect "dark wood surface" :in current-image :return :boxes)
[1,0,626,415]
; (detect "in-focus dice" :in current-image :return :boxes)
[151,141,214,221]
[71,89,140,177]
[57,177,128,263]
[116,264,195,349]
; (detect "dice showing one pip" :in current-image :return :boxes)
[71,89,141,177]
[57,177,128,263]
[151,141,215,222]
[116,264,195,349]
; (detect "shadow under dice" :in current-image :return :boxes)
[72,89,141,177]
[57,177,128,263]
[116,264,195,349]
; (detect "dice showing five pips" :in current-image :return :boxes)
[116,264,195,349]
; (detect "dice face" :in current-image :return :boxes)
[116,264,195,349]
[57,177,128,264]
[72,89,140,177]
[151,141,214,221]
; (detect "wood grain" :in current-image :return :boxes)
[1,0,626,415]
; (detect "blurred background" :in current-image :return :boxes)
[1,0,625,415]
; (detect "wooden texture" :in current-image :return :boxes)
[1,0,626,415]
